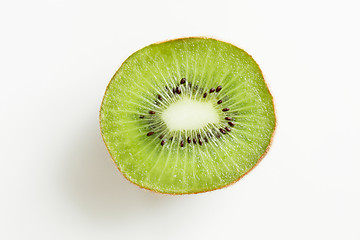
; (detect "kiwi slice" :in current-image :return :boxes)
[100,37,276,194]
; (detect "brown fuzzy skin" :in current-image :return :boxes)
[99,37,277,195]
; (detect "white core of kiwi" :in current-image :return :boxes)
[161,97,220,131]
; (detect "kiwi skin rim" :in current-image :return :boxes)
[99,36,277,195]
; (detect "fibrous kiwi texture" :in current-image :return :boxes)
[100,38,276,194]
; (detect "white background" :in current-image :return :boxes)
[1,0,359,239]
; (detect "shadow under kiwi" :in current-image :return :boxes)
[61,114,176,221]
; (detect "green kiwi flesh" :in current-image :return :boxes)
[100,38,276,194]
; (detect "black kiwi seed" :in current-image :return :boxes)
[139,115,144,118]
[225,127,231,132]
[172,88,176,94]
[147,132,154,136]
[169,136,174,141]
[193,138,197,144]
[180,140,184,147]
[216,86,222,92]
[197,133,201,139]
[159,135,164,139]
[158,95,162,100]
[203,93,207,98]
[176,86,181,94]
[180,78,186,84]
[204,137,208,143]
[187,137,191,143]
[228,122,235,127]
[219,128,226,134]
[217,100,222,104]
[149,111,156,114]
[225,117,232,121]
[209,88,215,93]
[199,139,203,145]
[222,108,229,112]
[161,140,166,146]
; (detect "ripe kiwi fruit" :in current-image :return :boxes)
[100,37,276,194]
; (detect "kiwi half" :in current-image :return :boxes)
[100,37,276,194]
